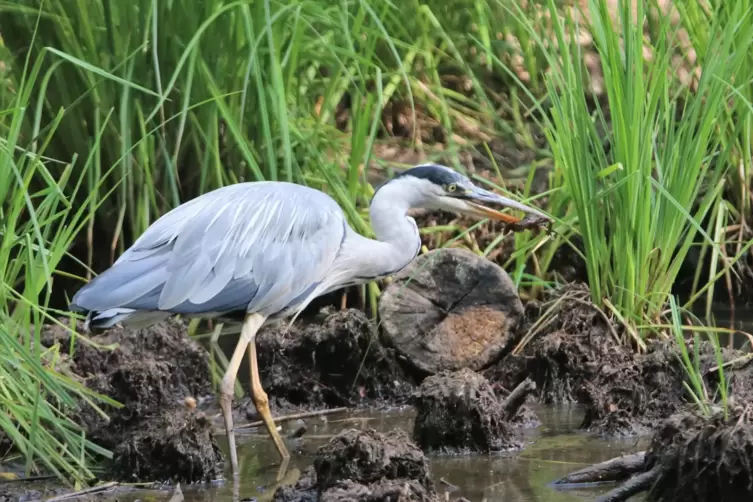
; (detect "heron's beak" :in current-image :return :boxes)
[460,186,550,224]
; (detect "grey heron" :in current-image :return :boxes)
[69,163,550,476]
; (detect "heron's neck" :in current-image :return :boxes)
[364,182,422,277]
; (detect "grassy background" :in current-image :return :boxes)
[1,0,752,484]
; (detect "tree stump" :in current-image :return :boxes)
[378,248,524,375]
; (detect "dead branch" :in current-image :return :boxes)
[501,378,536,420]
[594,465,662,502]
[235,407,348,430]
[553,452,646,485]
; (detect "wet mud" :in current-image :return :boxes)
[411,369,535,454]
[39,319,222,483]
[111,407,221,483]
[483,284,737,437]
[0,482,91,502]
[10,278,753,498]
[644,408,753,501]
[253,308,417,417]
[0,430,9,457]
[572,406,753,502]
[578,340,690,436]
[484,285,633,405]
[273,428,463,502]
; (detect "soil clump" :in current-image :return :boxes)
[272,428,447,502]
[0,482,89,502]
[411,369,536,454]
[111,407,221,483]
[378,248,525,375]
[483,284,633,405]
[580,338,753,437]
[253,308,416,417]
[566,407,753,502]
[39,319,222,483]
[643,408,753,501]
[483,284,721,436]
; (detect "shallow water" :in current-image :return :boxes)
[125,405,648,502]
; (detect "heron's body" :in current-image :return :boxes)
[69,163,550,480]
[73,181,423,330]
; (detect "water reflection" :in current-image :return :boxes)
[110,405,648,502]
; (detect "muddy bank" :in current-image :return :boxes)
[273,428,464,502]
[483,284,751,436]
[643,408,753,501]
[0,481,90,502]
[483,284,632,405]
[14,308,417,484]
[39,319,222,483]
[557,407,753,502]
[0,430,9,457]
[252,308,417,417]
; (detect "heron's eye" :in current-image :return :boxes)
[446,183,457,193]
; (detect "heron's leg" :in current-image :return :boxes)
[219,313,265,477]
[247,336,290,463]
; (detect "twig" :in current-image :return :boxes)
[235,407,348,430]
[46,481,119,501]
[569,297,622,347]
[1,474,56,483]
[501,378,536,420]
[706,352,753,375]
[513,294,566,355]
[594,465,661,502]
[439,477,459,491]
[553,452,646,486]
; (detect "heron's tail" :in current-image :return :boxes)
[72,306,170,332]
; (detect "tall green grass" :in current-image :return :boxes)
[2,0,384,245]
[668,296,730,419]
[0,35,120,484]
[491,0,753,341]
[0,0,541,255]
[675,0,753,313]
[0,0,556,324]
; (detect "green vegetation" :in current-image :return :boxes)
[669,296,730,419]
[1,0,753,485]
[0,33,118,483]
[497,0,753,344]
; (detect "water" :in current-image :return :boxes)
[120,405,648,502]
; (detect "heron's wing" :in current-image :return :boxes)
[72,182,346,316]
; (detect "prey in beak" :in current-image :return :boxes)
[456,185,552,231]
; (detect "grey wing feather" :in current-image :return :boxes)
[70,182,346,318]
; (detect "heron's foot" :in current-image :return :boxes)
[276,456,290,483]
[247,336,290,463]
[219,387,239,477]
[251,388,290,462]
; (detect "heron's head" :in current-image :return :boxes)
[384,163,550,225]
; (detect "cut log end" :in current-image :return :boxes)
[379,248,524,375]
